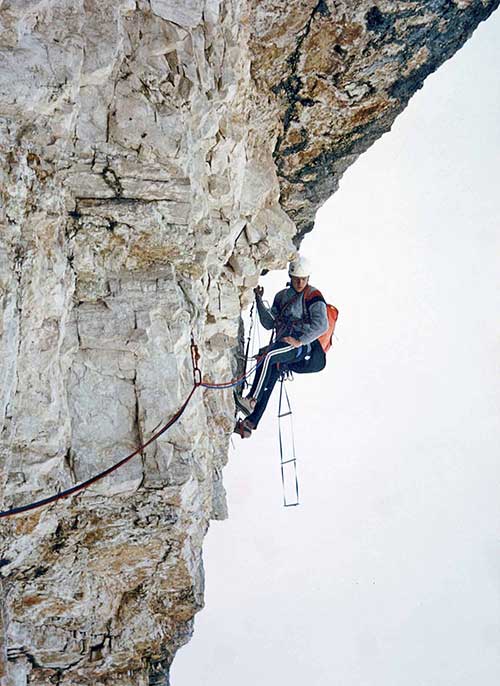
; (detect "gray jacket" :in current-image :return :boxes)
[256,285,328,346]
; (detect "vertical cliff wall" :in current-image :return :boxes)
[0,1,497,684]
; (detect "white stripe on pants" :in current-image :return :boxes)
[253,344,295,400]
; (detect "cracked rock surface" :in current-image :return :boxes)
[0,1,497,684]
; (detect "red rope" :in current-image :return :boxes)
[0,337,265,519]
[0,385,198,519]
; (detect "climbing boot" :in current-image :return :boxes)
[234,393,256,417]
[234,418,253,439]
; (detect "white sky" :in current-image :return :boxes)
[173,12,500,686]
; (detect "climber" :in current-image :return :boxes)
[234,255,328,438]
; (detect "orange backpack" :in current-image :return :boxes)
[304,288,339,353]
[319,303,339,353]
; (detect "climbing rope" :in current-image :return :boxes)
[0,385,199,519]
[0,336,261,519]
[200,355,264,390]
[242,302,255,390]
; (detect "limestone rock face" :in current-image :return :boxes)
[0,1,497,684]
[248,0,499,239]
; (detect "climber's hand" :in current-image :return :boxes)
[282,336,302,348]
[254,286,264,298]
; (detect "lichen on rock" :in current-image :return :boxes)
[0,0,498,683]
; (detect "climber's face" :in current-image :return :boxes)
[291,275,309,293]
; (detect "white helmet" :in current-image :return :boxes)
[288,255,311,278]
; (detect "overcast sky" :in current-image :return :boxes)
[173,11,500,686]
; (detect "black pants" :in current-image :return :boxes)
[246,339,326,429]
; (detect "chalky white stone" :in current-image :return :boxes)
[0,0,497,683]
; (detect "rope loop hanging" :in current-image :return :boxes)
[0,335,260,520]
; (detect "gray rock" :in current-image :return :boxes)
[0,0,497,683]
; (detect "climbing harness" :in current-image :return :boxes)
[0,336,264,520]
[271,287,302,343]
[278,374,300,508]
